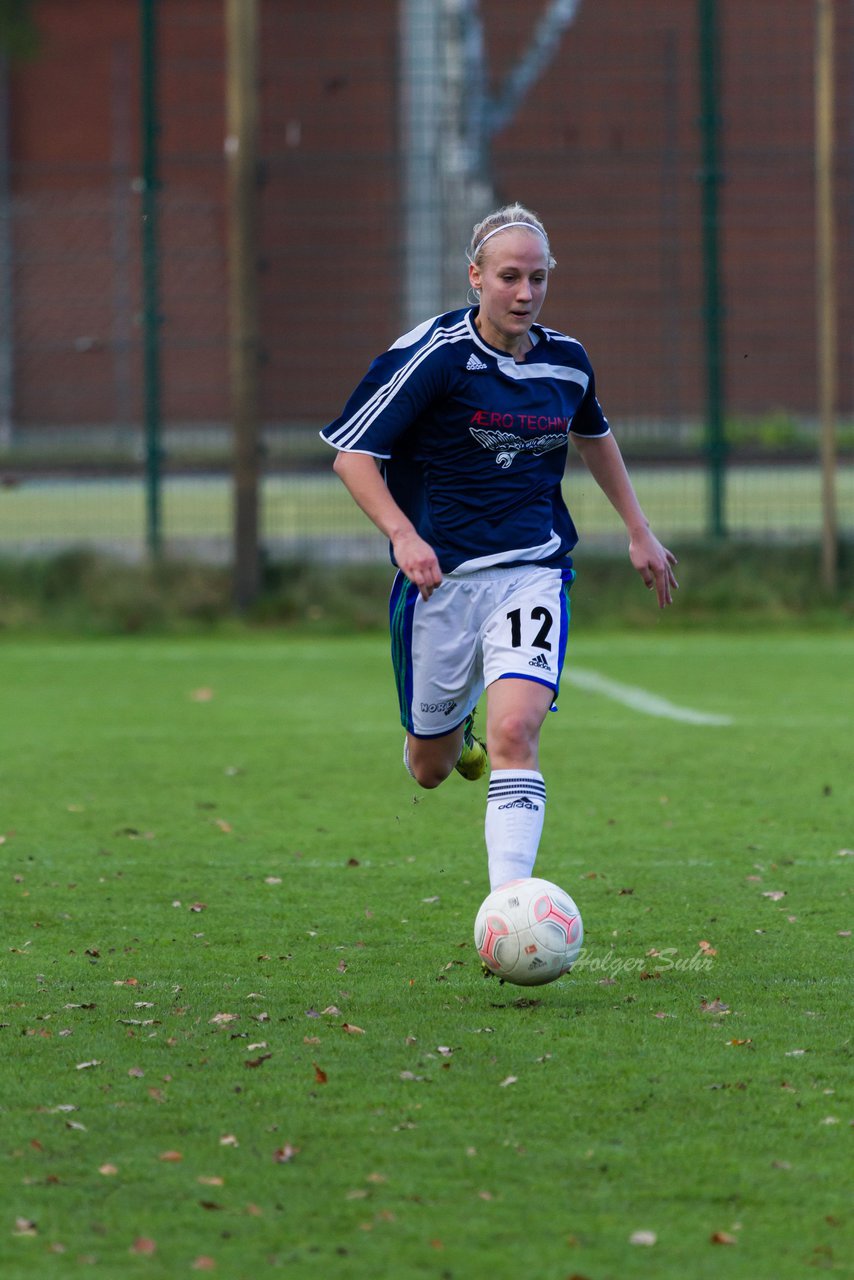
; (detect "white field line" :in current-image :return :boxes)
[565,667,734,726]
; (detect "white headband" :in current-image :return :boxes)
[473,220,549,259]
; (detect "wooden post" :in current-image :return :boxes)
[815,0,838,594]
[225,0,261,609]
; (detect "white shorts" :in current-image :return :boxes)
[389,564,575,738]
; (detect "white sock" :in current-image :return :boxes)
[485,770,546,890]
[402,737,416,780]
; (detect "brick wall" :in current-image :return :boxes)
[6,0,852,430]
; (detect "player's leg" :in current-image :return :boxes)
[485,674,555,770]
[480,565,572,888]
[482,677,554,888]
[390,572,484,789]
[404,725,466,789]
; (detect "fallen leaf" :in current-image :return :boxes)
[14,1218,37,1236]
[762,890,786,901]
[630,1230,657,1246]
[313,1063,328,1084]
[698,940,717,955]
[190,687,214,702]
[198,1176,225,1187]
[191,1258,217,1271]
[215,820,232,834]
[131,1237,157,1255]
[219,1135,239,1147]
[726,1038,753,1047]
[342,1023,365,1035]
[499,1076,517,1087]
[75,1060,101,1070]
[209,1013,238,1025]
[98,1164,118,1176]
[159,1150,183,1162]
[710,1231,737,1245]
[321,1006,342,1017]
[245,1053,272,1068]
[273,1144,299,1163]
[700,999,730,1014]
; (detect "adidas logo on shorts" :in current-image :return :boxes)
[528,653,551,670]
[466,353,488,372]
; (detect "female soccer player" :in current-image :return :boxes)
[322,203,677,891]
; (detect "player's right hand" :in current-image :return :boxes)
[393,530,443,601]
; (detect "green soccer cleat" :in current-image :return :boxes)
[455,711,488,781]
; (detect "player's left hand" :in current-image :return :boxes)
[629,529,679,608]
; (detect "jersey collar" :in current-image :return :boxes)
[465,306,546,363]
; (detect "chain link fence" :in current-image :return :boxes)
[0,0,851,566]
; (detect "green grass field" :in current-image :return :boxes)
[2,631,852,1278]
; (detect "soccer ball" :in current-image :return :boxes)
[474,877,583,986]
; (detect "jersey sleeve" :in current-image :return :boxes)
[568,363,610,438]
[321,330,451,458]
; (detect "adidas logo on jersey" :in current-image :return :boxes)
[528,653,551,670]
[466,353,488,372]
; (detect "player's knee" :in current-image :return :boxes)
[490,710,539,759]
[410,760,450,789]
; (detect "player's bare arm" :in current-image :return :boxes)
[332,451,442,600]
[570,431,678,608]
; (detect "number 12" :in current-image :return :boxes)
[507,606,553,651]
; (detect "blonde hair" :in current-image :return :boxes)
[466,203,557,271]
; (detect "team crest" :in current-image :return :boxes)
[469,427,568,469]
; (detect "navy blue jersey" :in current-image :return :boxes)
[321,306,609,574]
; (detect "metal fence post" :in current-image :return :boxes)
[225,0,261,610]
[140,0,162,558]
[698,0,726,539]
[815,0,838,594]
[0,54,13,449]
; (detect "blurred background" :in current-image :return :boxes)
[0,0,851,607]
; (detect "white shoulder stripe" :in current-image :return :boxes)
[327,319,470,450]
